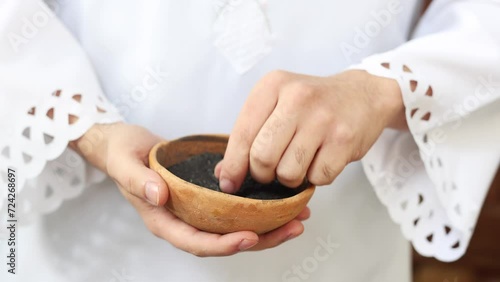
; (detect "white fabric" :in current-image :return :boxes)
[0,0,498,280]
[0,0,122,229]
[350,0,500,261]
[213,0,273,73]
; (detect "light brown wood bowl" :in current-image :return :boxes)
[149,134,315,234]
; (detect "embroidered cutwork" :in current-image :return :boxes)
[0,89,122,234]
[359,61,472,261]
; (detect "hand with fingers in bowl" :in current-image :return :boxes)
[70,123,312,257]
[70,69,403,258]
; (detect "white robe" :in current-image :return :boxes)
[0,0,499,281]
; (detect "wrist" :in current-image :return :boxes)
[69,122,122,172]
[363,70,408,130]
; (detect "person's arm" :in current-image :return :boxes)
[349,0,500,261]
[0,0,122,220]
[219,0,500,262]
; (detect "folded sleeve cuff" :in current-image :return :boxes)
[350,0,500,261]
[0,0,122,229]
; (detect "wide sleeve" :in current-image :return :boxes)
[350,0,500,261]
[0,0,122,229]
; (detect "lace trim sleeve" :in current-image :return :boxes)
[349,0,500,261]
[0,1,124,231]
[350,57,500,262]
[0,89,122,231]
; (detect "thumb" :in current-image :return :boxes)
[110,157,169,206]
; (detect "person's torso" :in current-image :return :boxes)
[55,0,420,138]
[9,1,420,281]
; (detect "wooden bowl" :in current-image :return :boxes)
[149,134,315,234]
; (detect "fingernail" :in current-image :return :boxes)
[219,178,236,193]
[238,239,258,251]
[145,181,159,205]
[214,162,222,179]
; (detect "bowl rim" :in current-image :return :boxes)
[149,135,315,204]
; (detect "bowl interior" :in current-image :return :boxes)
[156,135,228,168]
[150,134,316,234]
[153,134,314,204]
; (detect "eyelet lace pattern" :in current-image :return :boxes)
[0,89,122,237]
[351,60,486,262]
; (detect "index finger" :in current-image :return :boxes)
[218,71,289,193]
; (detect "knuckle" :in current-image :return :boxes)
[264,114,286,138]
[282,82,317,111]
[333,123,354,145]
[276,147,309,186]
[113,173,136,196]
[314,108,334,125]
[106,160,138,196]
[147,221,163,239]
[294,145,307,166]
[150,229,162,239]
[289,81,316,97]
[188,247,208,257]
[309,163,339,185]
[277,166,303,187]
[264,70,289,84]
[250,145,274,169]
[322,164,336,181]
[126,176,135,194]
